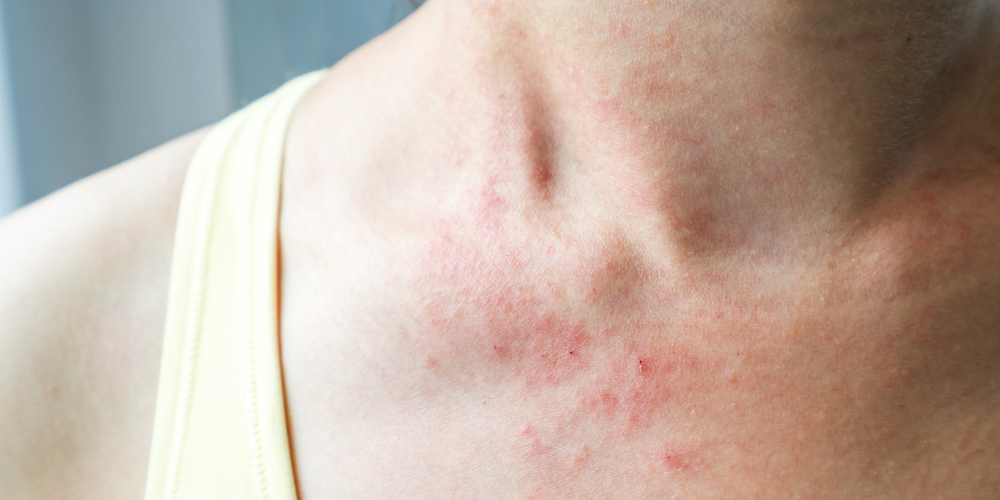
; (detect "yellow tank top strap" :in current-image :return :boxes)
[144,70,326,500]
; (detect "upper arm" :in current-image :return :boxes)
[0,129,205,499]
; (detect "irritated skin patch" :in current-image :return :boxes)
[399,197,722,482]
[366,147,1000,493]
[282,116,1000,498]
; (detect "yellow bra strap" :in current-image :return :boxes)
[145,70,325,500]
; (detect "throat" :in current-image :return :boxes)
[424,0,1000,258]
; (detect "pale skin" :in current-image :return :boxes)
[1,0,999,497]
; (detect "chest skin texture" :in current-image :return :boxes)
[279,158,1000,498]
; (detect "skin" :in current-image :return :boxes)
[2,0,1000,498]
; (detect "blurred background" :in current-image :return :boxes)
[0,0,419,218]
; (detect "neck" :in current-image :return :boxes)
[418,0,1000,257]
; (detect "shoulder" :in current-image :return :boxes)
[0,128,207,499]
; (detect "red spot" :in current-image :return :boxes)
[574,238,654,313]
[752,96,777,121]
[529,157,554,195]
[519,428,551,457]
[406,215,709,435]
[511,315,593,386]
[607,20,630,37]
[477,174,508,231]
[854,32,881,45]
[654,442,703,471]
[638,358,652,375]
[572,444,592,468]
[578,365,673,429]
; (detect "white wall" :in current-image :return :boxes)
[2,0,234,206]
[3,0,94,207]
[228,0,416,104]
[0,0,420,213]
[0,0,20,218]
[89,0,234,169]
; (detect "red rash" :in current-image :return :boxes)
[411,214,709,436]
[654,442,703,471]
[476,174,508,231]
[574,342,703,432]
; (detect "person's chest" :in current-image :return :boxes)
[276,170,1000,498]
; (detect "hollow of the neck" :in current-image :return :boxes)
[410,0,1000,258]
